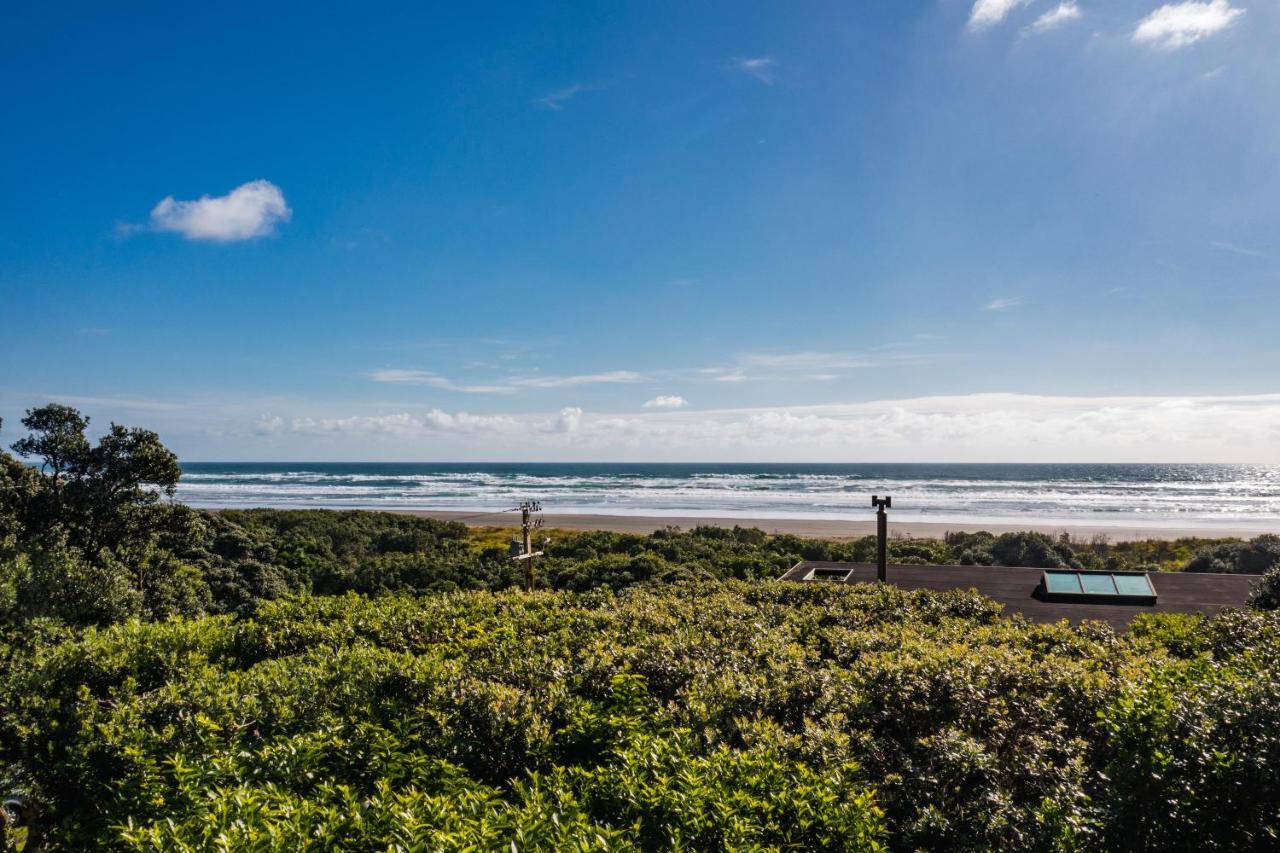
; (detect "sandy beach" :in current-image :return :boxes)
[393,509,1276,542]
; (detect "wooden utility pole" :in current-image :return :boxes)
[872,495,891,582]
[511,500,545,590]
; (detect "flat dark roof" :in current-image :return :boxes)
[780,562,1259,630]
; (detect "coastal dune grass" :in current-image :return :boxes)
[4,581,1279,850]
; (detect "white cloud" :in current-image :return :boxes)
[984,297,1023,311]
[1211,240,1267,258]
[42,390,1279,462]
[508,371,643,389]
[1133,0,1244,49]
[643,395,688,409]
[968,0,1031,31]
[1025,2,1083,34]
[736,351,933,371]
[691,351,951,385]
[368,368,643,392]
[279,410,520,436]
[149,180,291,242]
[554,407,583,433]
[371,353,954,397]
[235,393,1280,462]
[535,83,585,111]
[367,369,516,394]
[253,415,285,435]
[727,57,778,85]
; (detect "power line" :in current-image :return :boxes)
[441,508,523,523]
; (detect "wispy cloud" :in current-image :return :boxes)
[968,0,1031,31]
[261,410,522,437]
[370,351,952,398]
[367,369,516,394]
[694,351,950,385]
[508,371,643,389]
[147,180,291,242]
[1211,240,1268,258]
[21,393,193,413]
[254,407,587,438]
[369,368,643,392]
[727,57,778,85]
[984,297,1023,311]
[1133,0,1245,50]
[642,395,688,409]
[1025,1,1082,34]
[535,83,585,110]
[734,351,938,371]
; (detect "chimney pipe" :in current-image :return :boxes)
[872,495,891,582]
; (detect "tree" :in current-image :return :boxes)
[0,420,40,544]
[5,404,202,625]
[73,422,181,556]
[10,405,181,557]
[10,405,88,510]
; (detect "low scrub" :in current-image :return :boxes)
[3,582,1278,850]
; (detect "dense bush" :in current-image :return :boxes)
[1184,534,1280,575]
[1,583,1278,850]
[1251,566,1280,610]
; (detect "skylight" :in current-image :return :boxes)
[1041,571,1156,604]
[807,567,853,582]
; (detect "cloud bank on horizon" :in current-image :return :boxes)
[15,391,1274,463]
[241,393,1280,461]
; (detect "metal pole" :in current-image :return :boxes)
[522,504,533,591]
[872,495,891,582]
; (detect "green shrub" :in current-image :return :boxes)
[4,582,1278,850]
[1185,534,1280,575]
[989,531,1081,569]
[1250,566,1280,611]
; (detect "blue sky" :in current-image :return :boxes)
[1,1,1278,461]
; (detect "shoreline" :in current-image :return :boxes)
[386,509,1277,542]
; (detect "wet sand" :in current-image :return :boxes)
[392,509,1275,542]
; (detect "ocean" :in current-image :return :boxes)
[177,462,1280,532]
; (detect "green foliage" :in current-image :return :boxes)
[1184,534,1280,575]
[1096,609,1280,850]
[0,451,39,545]
[1250,565,1280,611]
[13,536,142,625]
[989,531,1081,569]
[1,582,1277,850]
[1,406,199,627]
[9,405,181,557]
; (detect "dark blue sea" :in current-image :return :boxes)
[177,462,1280,532]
